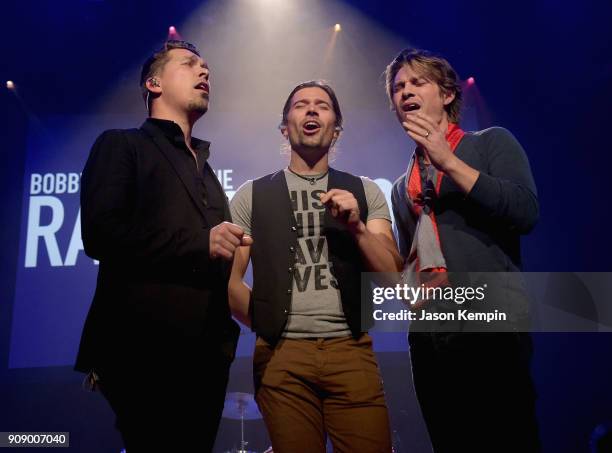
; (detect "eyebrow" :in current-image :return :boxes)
[394,75,428,86]
[293,98,331,106]
[181,55,208,68]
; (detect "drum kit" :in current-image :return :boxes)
[221,392,270,453]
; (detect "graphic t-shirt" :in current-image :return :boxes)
[230,169,391,338]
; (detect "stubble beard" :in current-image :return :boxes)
[187,96,209,116]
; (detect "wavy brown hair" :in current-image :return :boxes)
[384,49,462,123]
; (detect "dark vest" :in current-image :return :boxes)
[251,168,372,344]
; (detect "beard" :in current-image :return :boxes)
[299,134,326,148]
[294,127,335,150]
[187,95,209,115]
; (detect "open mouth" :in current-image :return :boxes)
[194,82,209,94]
[302,120,321,135]
[402,102,421,113]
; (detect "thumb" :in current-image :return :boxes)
[241,235,254,246]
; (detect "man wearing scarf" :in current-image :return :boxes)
[386,49,541,452]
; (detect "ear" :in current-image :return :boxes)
[146,77,162,95]
[280,125,288,139]
[442,89,456,106]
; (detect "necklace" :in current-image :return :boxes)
[287,167,329,185]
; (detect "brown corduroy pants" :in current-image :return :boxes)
[253,334,392,453]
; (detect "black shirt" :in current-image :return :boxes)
[146,118,226,227]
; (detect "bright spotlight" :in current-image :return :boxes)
[334,23,342,32]
[6,80,15,90]
[467,76,475,86]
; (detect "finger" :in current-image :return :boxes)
[220,231,241,247]
[211,244,233,260]
[408,113,437,133]
[403,117,429,132]
[416,112,439,131]
[329,193,355,206]
[241,235,254,246]
[223,222,245,237]
[403,121,429,138]
[322,197,337,209]
[406,129,428,147]
[334,199,357,213]
[216,248,233,261]
[320,189,346,204]
[337,203,358,216]
[333,194,356,204]
[216,237,237,254]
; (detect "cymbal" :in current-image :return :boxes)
[222,392,262,420]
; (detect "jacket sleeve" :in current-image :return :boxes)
[466,127,539,234]
[391,178,411,261]
[80,130,211,268]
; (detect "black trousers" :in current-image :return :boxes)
[97,349,231,453]
[408,332,541,453]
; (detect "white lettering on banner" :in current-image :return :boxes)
[30,173,81,195]
[63,210,84,266]
[23,169,385,268]
[214,169,236,199]
[25,196,64,267]
[24,197,87,268]
[214,169,234,190]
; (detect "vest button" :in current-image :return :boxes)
[284,309,289,314]
[289,246,295,252]
[291,226,297,231]
[287,289,292,294]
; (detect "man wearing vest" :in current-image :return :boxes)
[229,80,402,452]
[386,49,541,452]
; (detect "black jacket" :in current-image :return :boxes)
[75,119,239,373]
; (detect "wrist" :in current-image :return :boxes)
[440,153,459,174]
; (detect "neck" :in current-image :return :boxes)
[289,148,330,174]
[439,115,450,135]
[151,105,199,148]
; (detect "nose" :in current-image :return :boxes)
[401,90,414,100]
[306,104,319,116]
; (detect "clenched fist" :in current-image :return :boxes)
[319,189,365,234]
[209,222,253,260]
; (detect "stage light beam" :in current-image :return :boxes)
[334,23,342,32]
[467,76,475,86]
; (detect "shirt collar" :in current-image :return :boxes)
[144,118,210,160]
